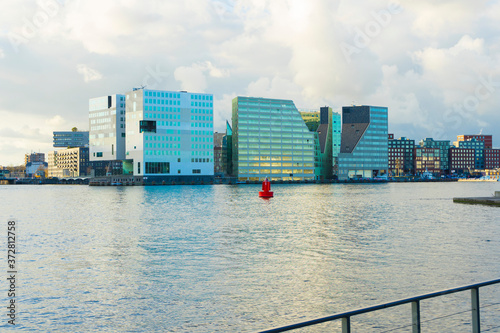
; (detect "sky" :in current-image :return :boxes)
[1,0,499,166]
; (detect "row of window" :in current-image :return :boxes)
[191,123,213,128]
[145,150,180,156]
[145,135,180,141]
[239,144,314,150]
[239,169,314,174]
[238,156,309,162]
[191,130,213,136]
[239,162,314,167]
[144,91,181,98]
[191,137,213,143]
[239,150,314,156]
[145,143,181,149]
[145,98,180,106]
[191,151,213,156]
[191,101,213,107]
[144,113,181,120]
[191,158,212,163]
[191,116,213,121]
[191,108,213,114]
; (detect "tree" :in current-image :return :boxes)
[72,127,78,132]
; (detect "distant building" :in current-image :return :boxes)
[47,147,90,178]
[414,147,440,175]
[485,149,500,170]
[457,139,484,170]
[456,134,492,149]
[388,137,415,176]
[89,94,126,161]
[213,132,226,176]
[225,121,233,176]
[449,148,475,173]
[299,109,320,132]
[24,153,46,178]
[53,131,89,148]
[419,138,450,174]
[232,97,315,181]
[25,152,45,165]
[25,161,47,178]
[338,105,388,180]
[313,106,339,180]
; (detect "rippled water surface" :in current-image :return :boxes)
[1,182,499,332]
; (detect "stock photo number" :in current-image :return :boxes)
[6,219,17,325]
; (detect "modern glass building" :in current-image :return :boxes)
[419,138,450,173]
[53,131,89,148]
[338,105,388,180]
[232,97,315,181]
[125,89,214,178]
[331,111,341,175]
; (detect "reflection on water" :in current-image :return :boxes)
[1,182,499,332]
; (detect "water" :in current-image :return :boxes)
[1,182,499,332]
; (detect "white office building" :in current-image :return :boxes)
[125,89,214,178]
[89,94,126,161]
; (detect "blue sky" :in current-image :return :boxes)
[1,0,499,165]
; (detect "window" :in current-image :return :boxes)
[145,162,170,174]
[192,169,201,174]
[96,152,103,157]
[140,120,156,133]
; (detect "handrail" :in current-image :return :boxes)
[258,278,500,333]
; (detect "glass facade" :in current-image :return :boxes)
[338,106,388,180]
[232,97,315,181]
[419,138,450,172]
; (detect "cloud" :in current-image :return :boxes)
[0,110,71,165]
[174,61,230,92]
[1,0,500,165]
[76,64,103,82]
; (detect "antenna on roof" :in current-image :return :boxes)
[133,85,147,91]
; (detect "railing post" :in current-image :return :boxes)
[412,300,421,333]
[471,287,480,333]
[341,316,351,333]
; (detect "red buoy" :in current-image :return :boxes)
[259,178,274,198]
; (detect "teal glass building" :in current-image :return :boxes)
[338,105,388,180]
[232,97,315,181]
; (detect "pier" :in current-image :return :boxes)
[453,191,500,207]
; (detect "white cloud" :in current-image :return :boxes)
[1,0,500,165]
[76,64,103,83]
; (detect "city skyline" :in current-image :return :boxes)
[1,0,500,165]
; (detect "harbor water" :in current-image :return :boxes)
[1,182,499,332]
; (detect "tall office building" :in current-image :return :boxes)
[53,131,89,148]
[232,97,315,181]
[338,105,388,180]
[125,89,214,179]
[89,94,126,161]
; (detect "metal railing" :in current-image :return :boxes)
[259,278,500,333]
